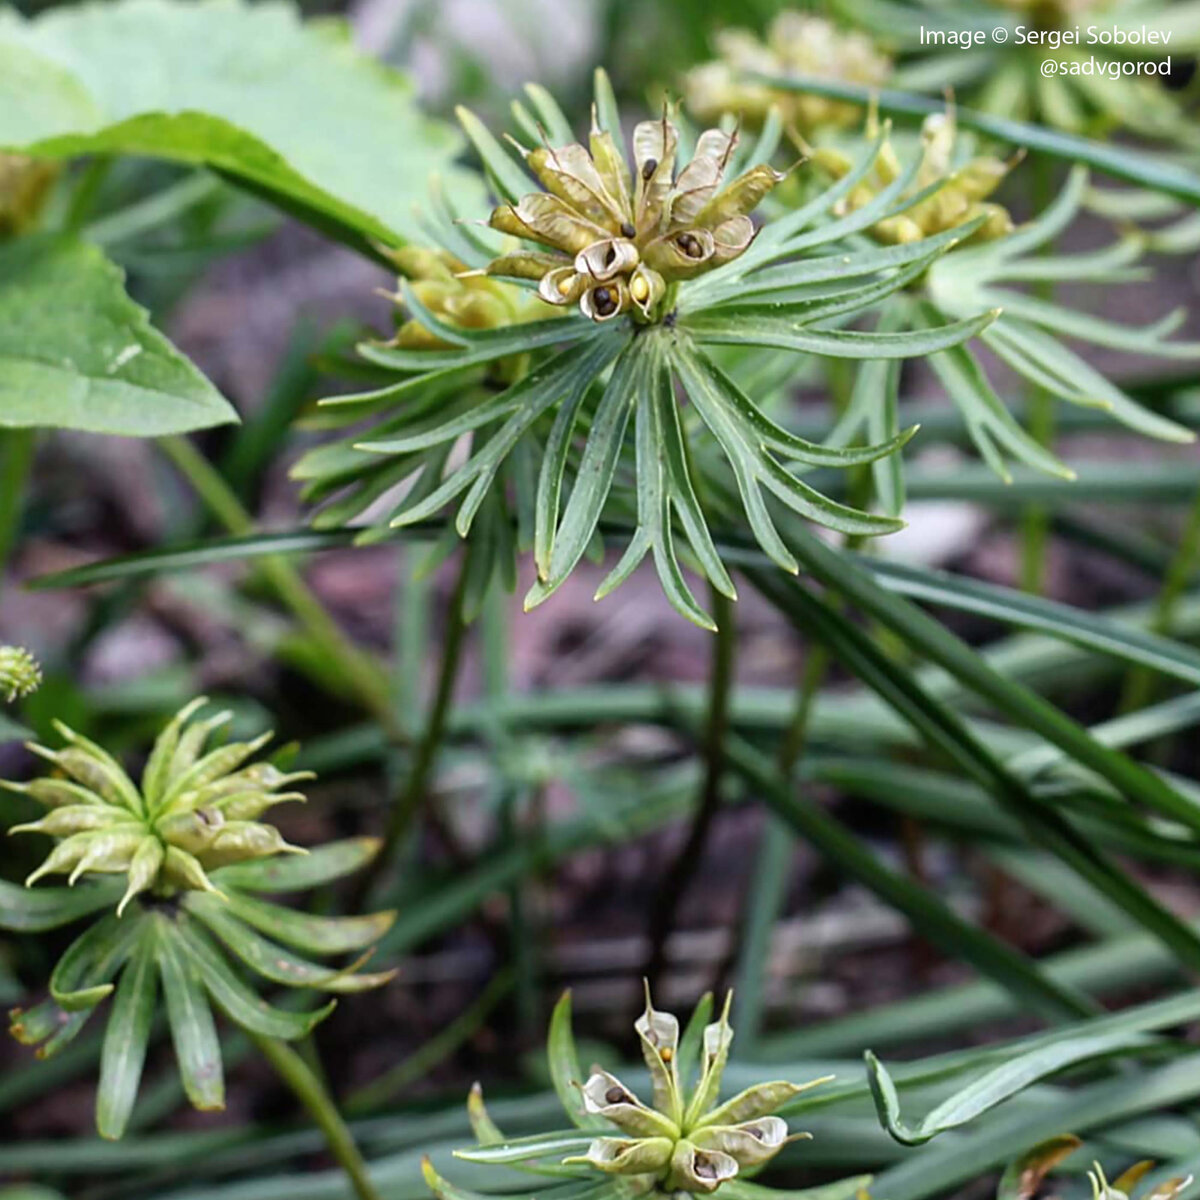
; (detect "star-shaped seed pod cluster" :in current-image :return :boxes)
[568,991,825,1193]
[484,112,783,324]
[0,645,41,703]
[428,988,831,1200]
[7,697,311,914]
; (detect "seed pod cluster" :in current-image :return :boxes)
[484,112,783,324]
[814,109,1015,244]
[6,697,311,915]
[685,12,890,136]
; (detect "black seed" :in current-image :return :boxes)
[604,246,616,266]
[641,158,658,181]
[605,1087,627,1104]
[593,286,616,316]
[677,233,702,258]
[695,1160,719,1180]
[620,222,636,238]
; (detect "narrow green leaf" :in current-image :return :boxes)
[527,339,645,606]
[0,877,122,932]
[456,104,533,206]
[171,912,335,1039]
[96,923,157,1139]
[190,901,393,993]
[50,913,145,1012]
[156,915,224,1113]
[684,308,999,359]
[454,1131,596,1165]
[753,73,1200,204]
[548,991,603,1130]
[211,891,394,956]
[866,1032,1154,1146]
[209,837,381,893]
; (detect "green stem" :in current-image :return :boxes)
[1119,483,1200,715]
[158,436,392,723]
[369,546,473,889]
[252,1033,382,1200]
[0,430,36,575]
[644,585,736,988]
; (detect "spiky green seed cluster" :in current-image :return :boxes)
[7,698,310,915]
[0,645,41,703]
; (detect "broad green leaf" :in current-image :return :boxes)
[156,915,224,1113]
[171,912,335,1039]
[0,0,480,249]
[866,1032,1154,1146]
[0,236,236,436]
[209,837,381,893]
[0,877,122,932]
[96,922,157,1139]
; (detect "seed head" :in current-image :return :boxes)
[483,108,782,324]
[6,698,311,915]
[0,646,41,703]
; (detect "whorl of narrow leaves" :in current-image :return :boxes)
[300,72,997,628]
[0,706,396,1139]
[428,988,831,1200]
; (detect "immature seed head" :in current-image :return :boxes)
[0,646,41,703]
[6,698,312,915]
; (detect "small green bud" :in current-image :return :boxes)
[0,646,41,702]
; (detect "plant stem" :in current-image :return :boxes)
[251,1033,381,1200]
[644,585,736,989]
[158,435,392,723]
[0,430,36,576]
[1119,482,1200,715]
[368,545,473,891]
